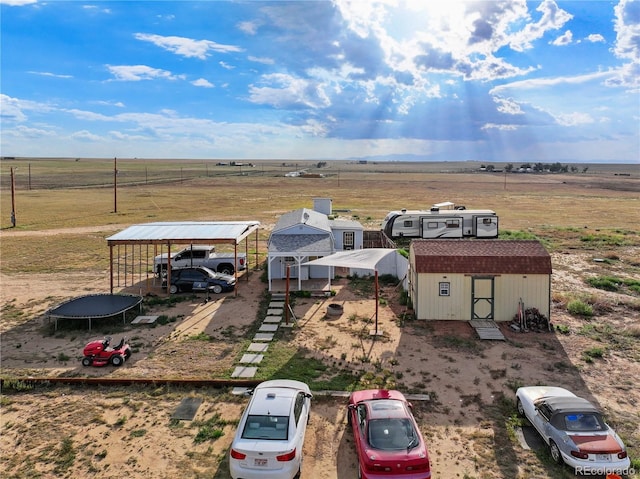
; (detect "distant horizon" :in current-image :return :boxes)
[2,155,637,166]
[2,1,639,163]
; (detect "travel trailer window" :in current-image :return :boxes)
[439,282,450,296]
[426,221,438,229]
[483,218,493,224]
[445,219,460,229]
[403,220,413,227]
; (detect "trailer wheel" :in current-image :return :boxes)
[82,357,92,367]
[111,355,124,367]
[169,284,178,294]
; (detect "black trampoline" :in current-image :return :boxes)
[48,293,143,330]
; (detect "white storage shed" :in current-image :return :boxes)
[409,240,552,321]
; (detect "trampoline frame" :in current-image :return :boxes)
[48,293,143,331]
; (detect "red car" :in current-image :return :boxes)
[348,389,431,479]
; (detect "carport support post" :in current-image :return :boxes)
[370,270,383,337]
[285,265,290,325]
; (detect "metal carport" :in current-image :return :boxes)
[105,221,260,295]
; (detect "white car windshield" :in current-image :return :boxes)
[241,415,289,440]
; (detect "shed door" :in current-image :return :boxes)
[471,277,494,320]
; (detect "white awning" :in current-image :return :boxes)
[301,248,399,271]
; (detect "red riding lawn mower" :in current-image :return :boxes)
[82,336,131,367]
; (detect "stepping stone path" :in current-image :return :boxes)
[231,299,292,386]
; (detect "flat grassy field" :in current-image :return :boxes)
[1,158,638,273]
[1,158,639,479]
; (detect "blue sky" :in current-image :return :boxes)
[1,0,639,163]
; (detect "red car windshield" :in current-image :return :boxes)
[368,418,418,450]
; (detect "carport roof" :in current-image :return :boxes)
[411,239,552,274]
[106,221,260,245]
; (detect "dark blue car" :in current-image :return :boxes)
[166,266,235,294]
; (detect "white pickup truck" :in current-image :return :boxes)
[154,245,247,276]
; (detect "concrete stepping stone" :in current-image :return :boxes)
[259,323,279,332]
[248,342,269,352]
[264,315,281,323]
[231,366,257,378]
[269,301,285,308]
[253,333,274,342]
[266,308,283,315]
[240,353,264,364]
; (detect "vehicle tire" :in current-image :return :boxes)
[347,410,352,427]
[81,357,92,367]
[124,349,132,360]
[169,284,178,294]
[111,355,124,367]
[212,284,223,294]
[549,440,563,464]
[516,398,525,417]
[357,460,362,479]
[218,264,234,275]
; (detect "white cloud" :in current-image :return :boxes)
[106,65,184,82]
[248,56,275,65]
[237,20,260,35]
[493,97,524,115]
[191,78,214,88]
[551,30,573,46]
[70,130,103,142]
[134,33,242,60]
[613,0,640,89]
[553,111,595,126]
[249,73,331,109]
[219,61,235,70]
[0,0,37,5]
[586,33,606,43]
[508,0,573,52]
[481,123,519,131]
[27,71,73,78]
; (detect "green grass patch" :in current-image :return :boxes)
[193,414,232,444]
[566,299,593,317]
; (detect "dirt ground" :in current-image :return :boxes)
[1,239,639,478]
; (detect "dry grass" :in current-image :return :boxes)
[1,159,639,478]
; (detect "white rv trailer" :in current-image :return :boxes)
[382,202,498,239]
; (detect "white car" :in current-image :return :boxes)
[516,386,630,475]
[229,379,312,479]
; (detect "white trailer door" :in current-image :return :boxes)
[421,217,463,238]
[475,216,498,238]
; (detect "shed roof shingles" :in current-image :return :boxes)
[411,240,552,274]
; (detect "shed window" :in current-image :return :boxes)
[439,282,450,296]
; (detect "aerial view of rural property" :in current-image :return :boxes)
[1,1,638,479]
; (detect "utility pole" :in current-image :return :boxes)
[10,167,16,227]
[113,157,118,213]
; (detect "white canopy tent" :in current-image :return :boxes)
[301,248,408,335]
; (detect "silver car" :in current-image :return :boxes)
[229,379,312,479]
[516,386,630,475]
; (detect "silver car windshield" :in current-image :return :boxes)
[241,415,289,440]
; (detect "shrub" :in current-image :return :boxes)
[567,299,593,317]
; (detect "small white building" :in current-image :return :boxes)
[409,240,552,321]
[267,199,364,291]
